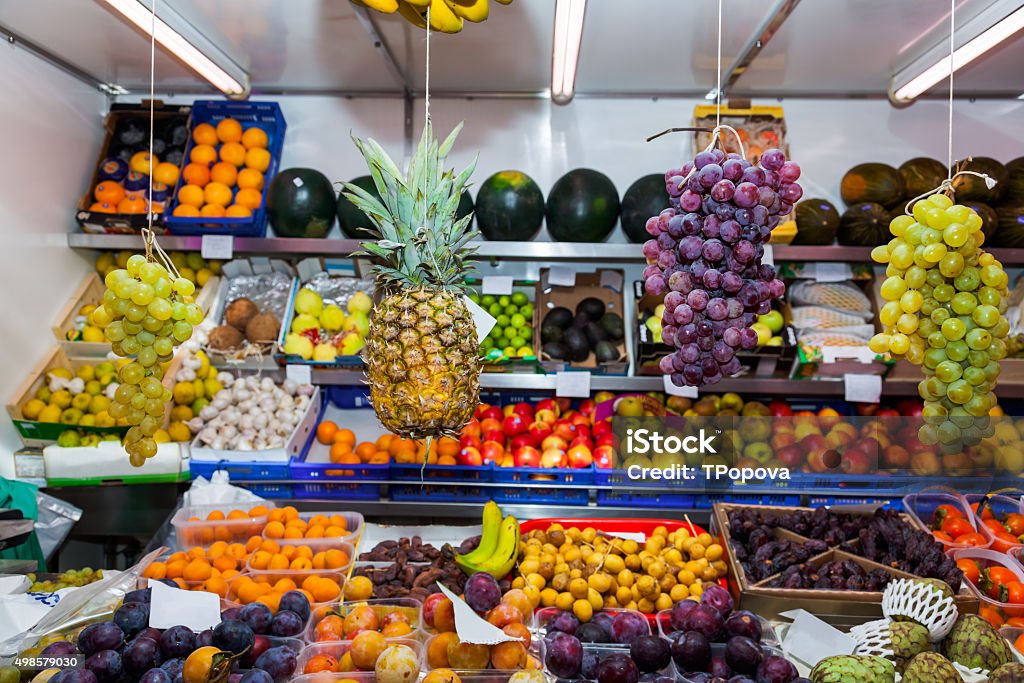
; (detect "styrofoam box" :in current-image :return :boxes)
[43,441,186,481]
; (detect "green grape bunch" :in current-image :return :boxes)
[869,193,1009,454]
[88,254,202,466]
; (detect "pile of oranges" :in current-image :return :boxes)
[172,117,271,220]
[89,151,180,215]
[178,504,271,547]
[263,506,354,542]
[247,538,351,573]
[315,421,461,466]
[141,542,247,598]
[229,571,342,610]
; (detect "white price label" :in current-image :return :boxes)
[844,373,882,403]
[555,371,591,398]
[762,244,775,267]
[149,579,220,631]
[482,276,514,295]
[201,235,233,260]
[286,364,312,385]
[463,296,497,342]
[663,374,699,398]
[548,266,576,287]
[813,262,853,283]
[599,269,624,292]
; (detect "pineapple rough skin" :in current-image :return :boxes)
[365,287,480,439]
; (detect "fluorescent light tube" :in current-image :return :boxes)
[891,3,1024,102]
[100,0,249,97]
[552,0,586,105]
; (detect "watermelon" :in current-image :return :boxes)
[475,171,545,241]
[840,163,905,209]
[838,202,890,246]
[620,174,670,243]
[336,175,380,239]
[793,198,839,245]
[898,158,947,199]
[546,168,620,242]
[267,169,336,238]
[951,157,1007,204]
[1005,157,1024,202]
[993,201,1024,248]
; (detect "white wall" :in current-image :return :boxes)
[0,46,105,477]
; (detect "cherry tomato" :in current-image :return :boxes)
[983,518,1008,534]
[955,532,988,548]
[941,516,975,538]
[957,558,981,585]
[986,566,1019,600]
[933,504,965,527]
[992,530,1022,553]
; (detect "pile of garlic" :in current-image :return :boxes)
[188,371,315,451]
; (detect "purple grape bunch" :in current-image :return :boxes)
[643,147,799,386]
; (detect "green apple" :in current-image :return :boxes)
[758,310,785,334]
[751,322,773,346]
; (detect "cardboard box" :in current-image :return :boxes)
[535,268,628,375]
[693,104,788,166]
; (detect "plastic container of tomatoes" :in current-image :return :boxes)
[954,548,1024,625]
[902,491,994,553]
[970,494,1024,553]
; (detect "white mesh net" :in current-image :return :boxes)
[882,579,958,642]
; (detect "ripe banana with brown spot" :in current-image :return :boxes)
[396,0,428,27]
[446,0,488,23]
[358,0,400,12]
[428,0,464,33]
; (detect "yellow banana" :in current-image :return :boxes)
[405,0,430,7]
[396,0,427,27]
[446,0,488,22]
[455,501,502,566]
[360,0,400,12]
[473,515,519,579]
[428,0,464,33]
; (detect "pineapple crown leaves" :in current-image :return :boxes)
[342,120,480,292]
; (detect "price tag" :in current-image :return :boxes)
[762,244,775,267]
[482,276,514,295]
[822,346,876,363]
[286,364,312,385]
[149,579,220,630]
[599,269,624,292]
[663,374,699,398]
[813,262,852,283]
[201,235,233,260]
[844,373,882,403]
[555,371,591,398]
[463,296,497,341]
[548,266,576,287]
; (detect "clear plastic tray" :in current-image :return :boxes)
[305,597,425,643]
[533,606,650,640]
[902,491,994,552]
[655,608,779,646]
[953,547,1024,622]
[294,638,423,675]
[675,642,788,682]
[997,626,1024,664]
[225,570,345,611]
[245,540,356,576]
[422,633,541,671]
[262,510,366,549]
[972,493,1024,553]
[171,502,275,548]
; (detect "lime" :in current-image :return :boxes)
[498,295,511,307]
[495,337,510,349]
[487,303,502,317]
[480,295,496,307]
[511,292,528,306]
[495,314,510,328]
[510,336,526,348]
[503,326,518,340]
[503,305,519,316]
[519,303,534,319]
[468,292,480,304]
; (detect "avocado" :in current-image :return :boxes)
[543,307,574,330]
[600,312,625,341]
[585,321,610,347]
[541,324,564,344]
[576,297,607,321]
[594,341,621,363]
[562,327,591,362]
[541,342,570,360]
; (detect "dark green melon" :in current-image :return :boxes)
[952,157,1007,204]
[1005,157,1024,202]
[336,175,380,239]
[994,201,1024,248]
[475,171,544,240]
[899,158,947,199]
[620,174,670,243]
[962,202,1000,240]
[840,163,905,209]
[793,198,840,245]
[267,168,336,238]
[838,202,890,246]
[545,168,620,242]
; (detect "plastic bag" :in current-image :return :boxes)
[34,492,82,560]
[183,470,265,507]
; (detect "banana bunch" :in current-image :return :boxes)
[352,0,513,34]
[455,501,520,579]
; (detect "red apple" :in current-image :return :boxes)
[840,447,874,474]
[575,423,591,439]
[513,402,534,419]
[597,433,617,449]
[799,434,828,452]
[876,408,900,417]
[554,398,571,413]
[481,406,503,423]
[593,391,615,405]
[422,593,446,628]
[502,413,528,436]
[567,445,593,468]
[807,447,841,473]
[897,400,924,418]
[480,440,504,464]
[534,409,558,425]
[776,444,803,468]
[553,420,577,441]
[592,420,612,438]
[770,432,796,450]
[483,429,506,445]
[569,436,593,450]
[513,446,541,468]
[881,445,910,470]
[593,445,615,469]
[541,435,568,452]
[510,433,536,451]
[462,419,482,439]
[825,428,856,450]
[579,399,596,416]
[768,401,793,417]
[474,404,491,420]
[535,399,560,417]
[457,446,482,467]
[480,418,502,435]
[541,448,567,469]
[528,420,553,444]
[460,434,482,450]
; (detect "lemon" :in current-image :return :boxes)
[167,422,192,442]
[95,252,115,273]
[195,268,213,287]
[85,380,101,395]
[94,411,115,427]
[82,327,105,342]
[50,390,72,409]
[76,365,96,381]
[192,379,205,400]
[203,378,223,398]
[79,414,96,427]
[37,405,61,423]
[89,395,110,415]
[170,405,193,423]
[153,429,171,444]
[172,382,196,406]
[22,399,46,420]
[195,351,210,379]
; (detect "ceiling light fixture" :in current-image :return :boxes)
[891,2,1024,103]
[551,0,586,105]
[99,0,249,97]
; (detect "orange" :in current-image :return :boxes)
[190,144,218,165]
[317,421,339,444]
[193,122,218,146]
[235,188,262,210]
[245,535,264,553]
[438,437,459,457]
[95,182,126,204]
[274,577,298,592]
[172,204,199,217]
[200,204,226,218]
[324,549,349,569]
[335,429,356,447]
[249,505,270,516]
[337,453,361,466]
[284,527,304,540]
[130,151,155,175]
[210,162,238,186]
[329,442,352,463]
[269,554,290,570]
[153,162,180,186]
[221,204,250,218]
[143,562,167,579]
[183,163,211,187]
[177,184,205,208]
[438,454,456,465]
[220,142,247,167]
[204,182,233,207]
[245,148,271,172]
[355,442,376,461]
[117,196,148,214]
[237,168,264,190]
[375,434,393,451]
[216,118,243,143]
[249,550,272,570]
[183,559,212,582]
[312,577,341,603]
[90,202,117,213]
[261,539,281,554]
[369,452,390,464]
[290,557,313,571]
[241,127,268,149]
[265,520,285,539]
[202,575,228,598]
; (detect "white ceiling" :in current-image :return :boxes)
[1,0,1022,98]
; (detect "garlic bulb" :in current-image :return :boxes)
[199,405,219,421]
[217,371,234,387]
[282,378,298,395]
[259,377,275,393]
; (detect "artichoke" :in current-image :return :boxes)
[809,654,895,683]
[901,652,963,682]
[940,614,1013,672]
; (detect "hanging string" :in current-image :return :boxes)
[715,0,723,128]
[947,0,955,179]
[424,6,431,127]
[147,0,157,236]
[903,170,995,216]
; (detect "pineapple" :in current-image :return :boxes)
[343,120,481,440]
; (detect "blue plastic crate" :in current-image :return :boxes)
[326,386,373,409]
[492,465,595,485]
[189,458,289,480]
[165,100,286,237]
[786,472,912,495]
[389,483,489,503]
[693,493,801,509]
[390,462,493,482]
[243,483,293,499]
[288,391,389,483]
[596,490,695,508]
[492,485,590,505]
[808,496,901,510]
[292,482,380,500]
[595,467,691,489]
